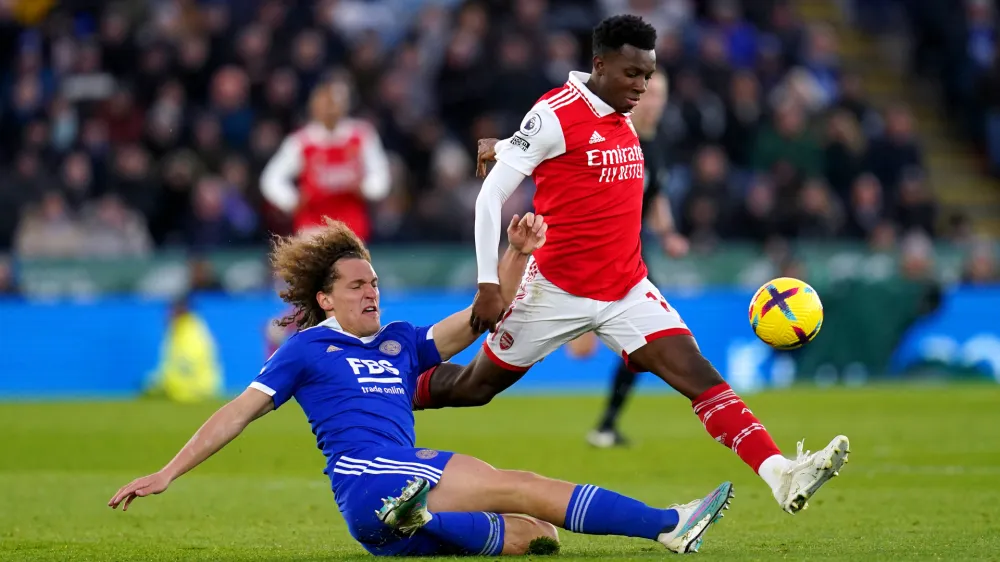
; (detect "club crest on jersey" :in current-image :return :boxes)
[415,449,439,459]
[379,340,401,356]
[520,112,541,137]
[499,330,515,351]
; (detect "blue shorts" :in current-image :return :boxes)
[331,446,458,556]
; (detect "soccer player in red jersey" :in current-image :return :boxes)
[415,15,850,516]
[261,73,389,240]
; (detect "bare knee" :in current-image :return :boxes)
[631,336,724,399]
[501,514,560,556]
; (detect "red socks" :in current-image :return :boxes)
[692,382,782,473]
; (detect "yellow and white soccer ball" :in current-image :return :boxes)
[748,277,824,350]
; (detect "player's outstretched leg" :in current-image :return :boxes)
[377,477,560,556]
[588,360,639,448]
[416,454,733,553]
[628,334,850,513]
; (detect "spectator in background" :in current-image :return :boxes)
[79,194,153,257]
[728,175,779,243]
[100,88,144,145]
[866,104,924,198]
[834,72,881,137]
[0,255,18,297]
[892,167,937,237]
[709,0,758,69]
[185,176,255,250]
[681,145,733,237]
[843,173,885,241]
[721,70,762,169]
[824,108,867,203]
[980,46,1000,175]
[752,100,823,180]
[14,191,83,258]
[793,178,842,239]
[59,151,95,211]
[962,238,1000,285]
[799,23,841,109]
[209,66,255,149]
[261,75,389,240]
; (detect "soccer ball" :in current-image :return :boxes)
[748,277,823,350]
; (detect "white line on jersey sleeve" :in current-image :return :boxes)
[249,381,276,396]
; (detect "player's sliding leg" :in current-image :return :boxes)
[396,453,733,553]
[588,360,639,448]
[627,334,849,513]
[377,479,559,556]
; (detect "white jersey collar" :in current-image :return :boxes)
[303,121,352,144]
[567,71,618,118]
[318,315,381,343]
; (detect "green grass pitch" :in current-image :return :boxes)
[2,385,999,561]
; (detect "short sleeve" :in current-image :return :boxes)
[250,337,307,409]
[494,102,567,176]
[412,324,442,374]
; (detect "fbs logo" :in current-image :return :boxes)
[346,358,400,376]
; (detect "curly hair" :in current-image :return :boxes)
[592,14,657,56]
[270,218,372,330]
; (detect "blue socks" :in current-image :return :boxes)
[564,484,679,540]
[421,511,505,556]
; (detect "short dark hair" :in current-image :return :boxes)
[592,14,657,56]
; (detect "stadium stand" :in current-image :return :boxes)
[1,0,994,272]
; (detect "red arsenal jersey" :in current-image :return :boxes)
[494,71,648,301]
[261,121,389,240]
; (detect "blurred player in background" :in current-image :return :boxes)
[416,14,850,517]
[109,215,735,556]
[261,72,390,240]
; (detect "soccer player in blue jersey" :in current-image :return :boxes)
[109,216,733,556]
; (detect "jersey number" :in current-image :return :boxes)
[646,291,670,312]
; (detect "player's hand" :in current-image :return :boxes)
[476,138,499,178]
[108,471,172,512]
[662,232,690,258]
[507,212,547,255]
[470,283,505,333]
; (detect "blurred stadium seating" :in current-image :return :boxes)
[2,0,998,270]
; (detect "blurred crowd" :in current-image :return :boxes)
[0,0,972,265]
[879,0,1000,177]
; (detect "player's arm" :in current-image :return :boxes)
[470,104,566,333]
[359,122,390,201]
[431,213,547,361]
[108,388,273,511]
[260,135,304,214]
[650,193,689,258]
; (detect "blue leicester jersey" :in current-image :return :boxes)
[250,317,442,481]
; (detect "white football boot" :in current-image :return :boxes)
[658,481,734,554]
[774,435,850,513]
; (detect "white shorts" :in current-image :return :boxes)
[483,257,693,371]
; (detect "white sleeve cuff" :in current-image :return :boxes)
[249,381,276,396]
